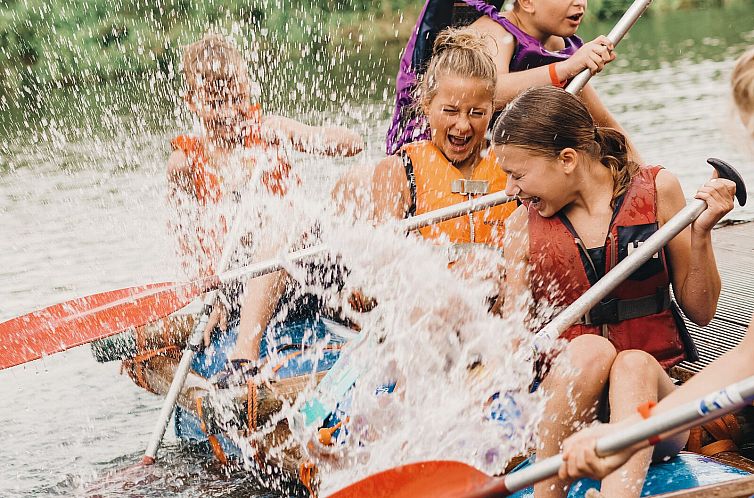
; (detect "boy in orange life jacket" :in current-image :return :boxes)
[551,46,753,488]
[492,86,736,498]
[168,33,364,369]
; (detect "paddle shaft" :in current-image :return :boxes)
[489,375,754,496]
[142,189,513,463]
[565,0,653,94]
[143,195,252,464]
[214,190,514,285]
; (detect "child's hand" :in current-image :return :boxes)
[203,294,229,346]
[558,36,616,80]
[558,420,637,480]
[692,175,737,234]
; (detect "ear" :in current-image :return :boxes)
[558,148,579,174]
[516,0,536,15]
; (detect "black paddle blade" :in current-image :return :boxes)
[708,158,747,206]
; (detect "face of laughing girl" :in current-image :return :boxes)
[424,75,494,172]
[496,145,581,218]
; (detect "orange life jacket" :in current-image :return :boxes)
[170,104,294,276]
[528,165,696,368]
[399,140,517,252]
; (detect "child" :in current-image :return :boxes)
[556,46,753,486]
[167,33,363,381]
[492,86,736,497]
[387,0,627,157]
[361,27,517,269]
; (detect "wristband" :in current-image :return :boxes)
[637,401,661,445]
[549,63,566,88]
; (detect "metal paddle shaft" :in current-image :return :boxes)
[534,158,746,350]
[489,375,754,496]
[143,194,252,464]
[142,189,514,464]
[565,0,653,95]
[215,190,515,285]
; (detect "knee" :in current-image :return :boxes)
[564,335,617,376]
[611,349,658,381]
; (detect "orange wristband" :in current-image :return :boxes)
[637,401,661,445]
[549,63,565,88]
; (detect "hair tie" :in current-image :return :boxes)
[593,127,600,142]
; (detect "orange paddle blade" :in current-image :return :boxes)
[0,282,202,370]
[327,460,493,498]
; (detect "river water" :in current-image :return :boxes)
[1,3,754,497]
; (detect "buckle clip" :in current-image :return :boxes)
[451,179,490,195]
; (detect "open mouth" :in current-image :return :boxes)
[448,134,472,147]
[520,195,542,208]
[567,12,583,22]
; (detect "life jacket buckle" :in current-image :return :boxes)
[451,179,489,195]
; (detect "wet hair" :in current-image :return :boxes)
[492,86,638,203]
[182,33,248,96]
[731,47,754,131]
[418,27,497,109]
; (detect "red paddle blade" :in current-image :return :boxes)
[327,460,493,498]
[0,282,202,370]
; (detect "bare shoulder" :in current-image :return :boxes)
[470,15,515,62]
[471,14,509,36]
[167,149,189,180]
[504,205,529,256]
[654,167,685,223]
[506,204,528,232]
[655,167,684,198]
[374,153,405,178]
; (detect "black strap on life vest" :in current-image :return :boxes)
[581,287,671,325]
[400,149,417,217]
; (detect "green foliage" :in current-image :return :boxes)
[0,0,749,97]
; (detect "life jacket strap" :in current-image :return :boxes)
[580,287,671,325]
[451,178,490,195]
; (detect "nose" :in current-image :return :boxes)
[505,181,520,197]
[573,0,586,7]
[455,113,471,133]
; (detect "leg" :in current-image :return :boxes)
[601,350,686,498]
[534,335,617,498]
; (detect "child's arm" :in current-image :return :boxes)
[260,115,364,157]
[659,170,735,325]
[473,16,615,108]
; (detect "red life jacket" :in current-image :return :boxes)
[400,140,518,250]
[528,165,694,368]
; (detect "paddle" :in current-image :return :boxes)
[0,282,203,371]
[0,190,514,372]
[326,158,746,497]
[142,187,255,464]
[327,373,754,498]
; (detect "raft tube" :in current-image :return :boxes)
[508,452,751,497]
